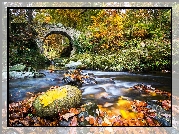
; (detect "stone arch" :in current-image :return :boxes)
[36,23,81,57]
[43,31,73,57]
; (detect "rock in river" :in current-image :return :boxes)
[33,85,82,117]
[65,60,86,69]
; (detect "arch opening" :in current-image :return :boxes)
[42,31,74,60]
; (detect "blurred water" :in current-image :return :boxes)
[9,69,171,103]
[8,69,172,126]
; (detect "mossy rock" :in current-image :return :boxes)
[33,85,82,117]
[9,64,26,71]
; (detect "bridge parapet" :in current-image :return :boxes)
[44,23,81,40]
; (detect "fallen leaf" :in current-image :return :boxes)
[69,108,79,115]
[120,109,136,119]
[117,99,133,110]
[150,91,157,96]
[89,116,95,125]
[102,122,109,126]
[62,113,75,121]
[137,112,144,119]
[109,116,117,124]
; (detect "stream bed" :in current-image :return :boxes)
[9,70,171,103]
[8,69,172,126]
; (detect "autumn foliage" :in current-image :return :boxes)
[8,83,171,126]
[88,9,124,52]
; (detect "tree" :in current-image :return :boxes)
[87,9,125,52]
[8,8,48,67]
[34,9,101,32]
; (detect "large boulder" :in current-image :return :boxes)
[62,69,97,87]
[33,85,82,117]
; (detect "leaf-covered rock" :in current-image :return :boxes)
[33,85,82,117]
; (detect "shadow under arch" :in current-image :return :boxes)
[43,31,74,57]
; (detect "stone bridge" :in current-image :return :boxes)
[35,23,81,56]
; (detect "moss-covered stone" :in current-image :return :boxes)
[9,64,26,71]
[33,85,82,117]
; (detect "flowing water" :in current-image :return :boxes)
[9,69,171,103]
[8,67,172,126]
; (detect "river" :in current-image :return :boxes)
[8,68,172,126]
[9,69,171,103]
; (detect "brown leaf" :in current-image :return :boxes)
[50,120,58,126]
[37,117,41,121]
[22,106,27,113]
[137,112,144,119]
[80,116,85,122]
[20,119,29,126]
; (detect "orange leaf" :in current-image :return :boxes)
[89,116,95,125]
[109,117,117,124]
[69,108,79,115]
[102,122,109,126]
[137,112,144,119]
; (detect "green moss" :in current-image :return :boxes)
[33,85,82,117]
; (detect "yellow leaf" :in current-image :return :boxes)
[150,91,157,96]
[120,109,136,119]
[45,16,51,23]
[117,99,132,110]
[39,87,67,107]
